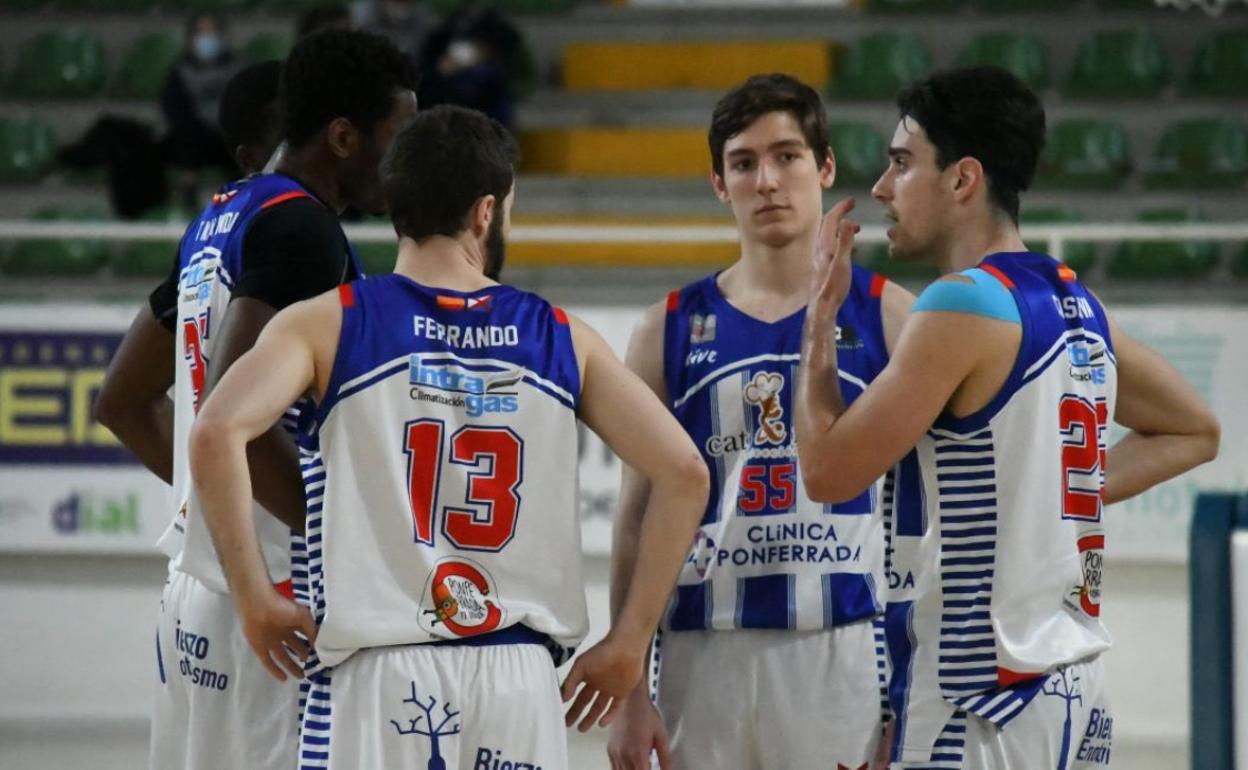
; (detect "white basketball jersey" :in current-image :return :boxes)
[884,255,1117,764]
[303,276,587,671]
[158,175,318,593]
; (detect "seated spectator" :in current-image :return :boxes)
[417,2,521,129]
[160,11,241,207]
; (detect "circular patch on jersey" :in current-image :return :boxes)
[1074,532,1104,617]
[418,557,506,638]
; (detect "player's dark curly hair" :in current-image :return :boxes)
[895,66,1046,224]
[708,73,830,177]
[382,105,518,241]
[218,60,281,154]
[280,28,419,149]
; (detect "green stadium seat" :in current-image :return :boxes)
[1232,243,1248,279]
[1094,0,1163,8]
[1036,119,1131,190]
[957,32,1049,91]
[1108,209,1219,280]
[498,0,577,13]
[827,122,886,188]
[264,0,349,11]
[972,0,1075,11]
[3,208,110,277]
[241,33,293,65]
[1146,118,1248,189]
[1187,27,1248,97]
[831,34,932,100]
[355,239,399,275]
[0,118,57,183]
[1020,208,1096,274]
[862,0,964,12]
[112,206,191,278]
[114,33,180,100]
[1065,29,1168,99]
[8,30,108,99]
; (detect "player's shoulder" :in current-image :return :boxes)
[912,266,1020,326]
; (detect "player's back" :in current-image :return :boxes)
[161,174,321,592]
[885,253,1117,752]
[661,266,891,632]
[304,274,586,671]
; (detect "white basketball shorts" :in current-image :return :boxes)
[892,656,1112,770]
[656,622,885,770]
[150,568,300,770]
[298,632,568,770]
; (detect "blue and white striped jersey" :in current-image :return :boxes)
[301,275,587,670]
[884,253,1117,765]
[161,174,357,594]
[661,266,891,632]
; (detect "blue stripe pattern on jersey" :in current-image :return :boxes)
[299,669,333,769]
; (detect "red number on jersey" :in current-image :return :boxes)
[737,462,797,514]
[404,420,523,552]
[1059,395,1108,521]
[182,318,207,413]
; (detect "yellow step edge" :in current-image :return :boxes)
[563,41,836,91]
[519,128,710,177]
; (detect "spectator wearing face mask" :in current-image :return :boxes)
[160,11,241,206]
[416,2,521,130]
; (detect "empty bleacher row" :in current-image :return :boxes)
[0,0,1245,284]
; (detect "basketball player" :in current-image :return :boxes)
[95,30,418,770]
[794,66,1221,768]
[188,105,710,769]
[607,74,911,770]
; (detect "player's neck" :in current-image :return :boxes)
[721,231,814,303]
[393,235,496,292]
[940,215,1027,274]
[273,150,346,214]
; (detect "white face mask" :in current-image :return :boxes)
[192,34,222,63]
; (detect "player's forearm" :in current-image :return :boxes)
[189,420,274,602]
[795,309,847,480]
[99,396,176,484]
[612,463,708,651]
[609,480,648,622]
[1104,426,1220,505]
[245,424,307,532]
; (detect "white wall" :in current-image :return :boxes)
[0,550,1191,770]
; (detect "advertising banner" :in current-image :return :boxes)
[1,303,1243,561]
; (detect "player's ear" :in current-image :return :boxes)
[325,117,359,160]
[710,170,730,204]
[819,147,836,190]
[470,193,497,238]
[951,156,983,205]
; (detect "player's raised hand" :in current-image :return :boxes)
[809,196,860,317]
[237,588,317,682]
[608,685,672,770]
[561,633,646,733]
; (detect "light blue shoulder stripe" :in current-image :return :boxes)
[912,267,1021,324]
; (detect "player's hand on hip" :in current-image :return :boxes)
[809,196,860,319]
[237,589,317,682]
[607,685,672,770]
[560,633,645,733]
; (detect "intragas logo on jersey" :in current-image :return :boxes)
[408,357,520,417]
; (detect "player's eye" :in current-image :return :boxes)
[732,159,753,172]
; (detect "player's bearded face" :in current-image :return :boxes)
[874,117,949,263]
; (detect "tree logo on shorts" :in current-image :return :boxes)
[391,682,461,770]
[419,557,506,638]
